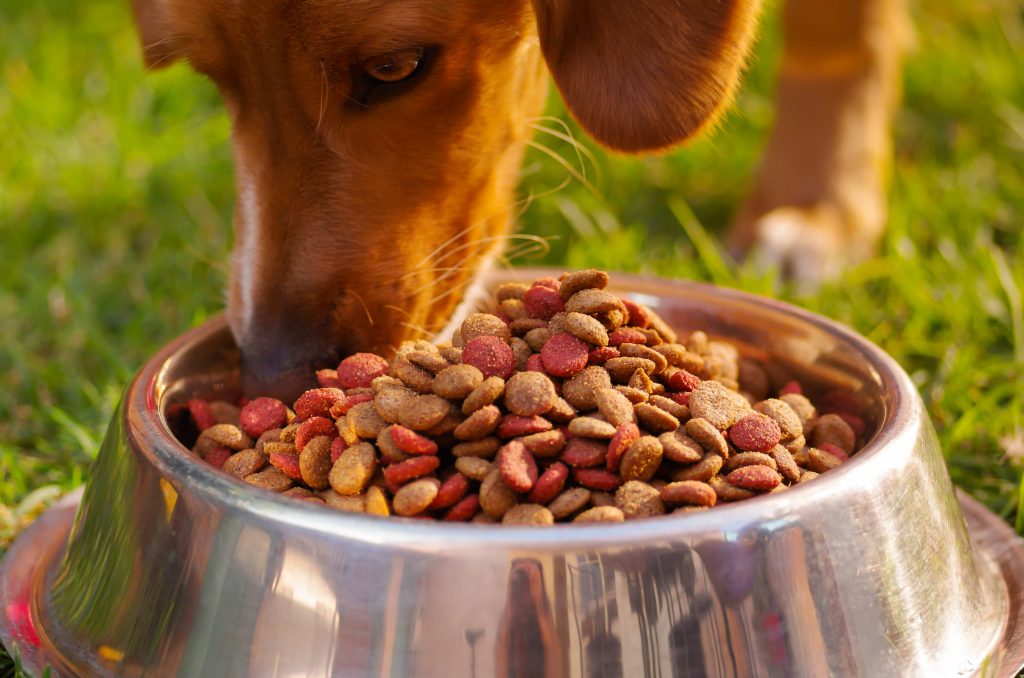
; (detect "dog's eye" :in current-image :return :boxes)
[362,48,424,83]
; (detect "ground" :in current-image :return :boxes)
[1,0,1022,673]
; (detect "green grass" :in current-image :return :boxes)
[1,0,1022,673]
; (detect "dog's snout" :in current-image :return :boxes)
[236,325,337,402]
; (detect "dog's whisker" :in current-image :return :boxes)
[525,139,606,206]
[316,61,328,136]
[528,122,599,183]
[346,288,375,327]
[405,234,551,293]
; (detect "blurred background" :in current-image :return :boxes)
[0,0,1021,565]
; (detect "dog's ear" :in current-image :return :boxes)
[130,0,181,69]
[531,0,761,152]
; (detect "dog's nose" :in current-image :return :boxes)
[238,335,337,403]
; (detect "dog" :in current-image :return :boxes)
[130,0,909,400]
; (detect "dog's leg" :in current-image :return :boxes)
[728,0,911,284]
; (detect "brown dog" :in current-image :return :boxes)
[130,0,907,398]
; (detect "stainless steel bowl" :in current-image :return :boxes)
[4,269,1024,677]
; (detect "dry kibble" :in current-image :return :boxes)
[562,366,613,411]
[615,481,665,519]
[503,371,557,416]
[184,268,866,523]
[502,504,555,525]
[574,506,625,523]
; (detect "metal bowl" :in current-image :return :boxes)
[3,269,1024,677]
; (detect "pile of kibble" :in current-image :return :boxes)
[180,270,864,524]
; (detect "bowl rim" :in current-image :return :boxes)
[129,269,918,550]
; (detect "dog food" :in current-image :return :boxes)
[178,269,866,523]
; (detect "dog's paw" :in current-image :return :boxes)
[727,204,876,288]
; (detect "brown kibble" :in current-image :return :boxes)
[348,401,387,439]
[689,380,751,430]
[595,387,637,426]
[562,366,613,411]
[520,430,567,458]
[391,357,435,393]
[504,371,557,416]
[590,491,615,507]
[461,312,512,344]
[798,470,820,483]
[568,417,617,439]
[780,393,817,431]
[738,359,770,401]
[480,470,518,518]
[548,487,592,518]
[329,442,378,496]
[453,404,502,440]
[807,446,844,473]
[462,376,506,414]
[510,337,532,372]
[244,466,293,492]
[615,481,665,519]
[439,346,463,364]
[565,288,625,316]
[726,464,782,491]
[502,504,555,525]
[198,423,252,452]
[619,343,669,374]
[604,357,656,382]
[620,436,663,482]
[399,395,452,431]
[546,397,577,423]
[524,327,554,353]
[707,474,756,502]
[299,435,333,490]
[634,403,680,433]
[573,506,625,523]
[452,436,501,459]
[648,394,689,420]
[685,418,730,457]
[321,491,365,512]
[769,444,801,482]
[377,426,411,464]
[455,456,494,481]
[393,478,441,517]
[811,414,856,454]
[658,430,704,464]
[365,485,390,516]
[254,428,282,455]
[373,385,416,424]
[564,312,610,346]
[628,368,657,394]
[661,481,717,507]
[433,364,484,400]
[223,449,266,478]
[614,386,649,404]
[499,298,528,320]
[496,281,530,302]
[559,269,609,301]
[671,453,724,482]
[407,350,450,375]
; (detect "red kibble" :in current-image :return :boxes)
[389,425,439,455]
[294,388,345,421]
[315,368,342,389]
[540,333,589,378]
[429,473,470,510]
[533,277,561,291]
[726,465,782,491]
[383,455,441,486]
[523,284,565,320]
[462,336,515,379]
[573,468,622,492]
[329,393,373,418]
[527,462,569,504]
[588,346,620,365]
[729,414,783,452]
[187,399,217,432]
[608,327,647,347]
[330,437,348,463]
[337,353,390,389]
[526,354,546,372]
[668,370,702,392]
[444,493,481,522]
[560,438,606,468]
[779,380,803,396]
[606,422,640,472]
[836,412,866,439]
[498,440,538,493]
[204,445,232,469]
[669,391,691,407]
[269,450,303,480]
[295,416,337,452]
[819,390,861,417]
[239,397,288,438]
[818,443,849,461]
[497,415,553,438]
[621,299,649,328]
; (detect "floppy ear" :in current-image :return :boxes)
[130,0,181,69]
[531,0,762,152]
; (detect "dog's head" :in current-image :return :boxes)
[132,0,758,398]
